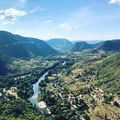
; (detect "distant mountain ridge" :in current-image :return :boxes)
[0,31,120,57]
[71,40,120,52]
[47,38,73,52]
[96,40,120,52]
[0,31,58,59]
[71,42,96,52]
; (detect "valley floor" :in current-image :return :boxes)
[0,51,120,120]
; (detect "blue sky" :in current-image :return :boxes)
[0,0,120,41]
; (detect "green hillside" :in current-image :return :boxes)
[0,52,10,75]
[0,31,58,59]
[97,40,120,52]
[71,42,95,52]
[96,53,120,95]
[47,38,73,52]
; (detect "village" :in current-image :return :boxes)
[37,53,120,120]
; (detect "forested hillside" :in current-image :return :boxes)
[96,53,120,95]
[47,38,72,52]
[0,31,58,59]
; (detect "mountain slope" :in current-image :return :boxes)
[0,31,58,59]
[71,42,95,52]
[96,53,120,95]
[14,35,58,57]
[0,31,29,59]
[0,52,9,75]
[96,40,120,52]
[47,38,72,52]
[72,40,120,52]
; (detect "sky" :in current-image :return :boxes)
[0,0,120,41]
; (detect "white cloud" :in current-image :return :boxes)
[108,0,120,4]
[58,6,94,32]
[59,22,77,31]
[0,8,27,25]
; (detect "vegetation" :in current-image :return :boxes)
[96,53,120,95]
[0,98,47,120]
[47,38,73,52]
[71,41,95,52]
[0,32,120,120]
[97,40,120,51]
[0,31,58,59]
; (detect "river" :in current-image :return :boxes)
[29,61,66,113]
[29,71,49,107]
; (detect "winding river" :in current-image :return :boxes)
[29,71,49,107]
[29,61,66,112]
